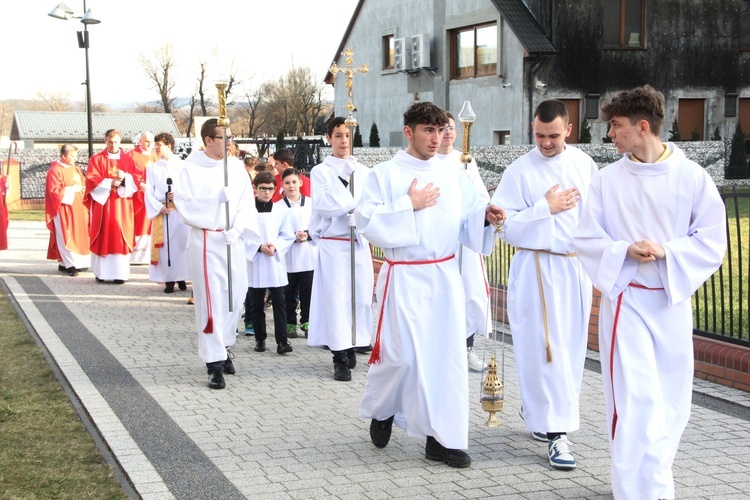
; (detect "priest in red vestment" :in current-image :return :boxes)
[85,129,141,283]
[128,131,158,264]
[45,144,90,275]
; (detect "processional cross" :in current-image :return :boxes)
[328,47,368,346]
[329,47,369,134]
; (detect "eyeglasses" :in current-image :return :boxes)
[443,126,456,131]
[256,186,275,192]
[210,135,233,142]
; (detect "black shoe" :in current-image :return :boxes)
[95,277,104,283]
[66,267,79,277]
[208,370,225,389]
[58,264,66,272]
[347,353,357,370]
[425,436,471,468]
[334,361,351,381]
[177,280,187,291]
[254,339,266,352]
[370,416,394,448]
[355,345,373,354]
[113,279,125,285]
[277,341,293,354]
[164,282,175,293]
[223,356,235,375]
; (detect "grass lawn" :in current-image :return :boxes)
[0,288,127,499]
[9,209,45,222]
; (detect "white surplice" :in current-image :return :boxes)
[175,151,258,364]
[275,196,317,273]
[307,156,373,351]
[245,205,295,288]
[356,150,495,450]
[491,145,597,433]
[573,143,726,500]
[437,150,492,338]
[145,157,191,283]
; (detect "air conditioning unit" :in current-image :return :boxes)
[394,37,411,71]
[411,33,430,69]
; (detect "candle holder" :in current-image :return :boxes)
[458,100,476,166]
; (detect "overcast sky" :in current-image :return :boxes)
[3,0,358,105]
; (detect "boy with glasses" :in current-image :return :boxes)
[245,171,295,355]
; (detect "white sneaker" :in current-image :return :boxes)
[467,348,487,372]
[548,435,576,470]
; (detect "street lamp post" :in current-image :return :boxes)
[48,2,100,158]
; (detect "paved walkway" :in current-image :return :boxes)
[1,220,749,499]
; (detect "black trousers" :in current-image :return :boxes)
[247,286,287,345]
[285,270,313,326]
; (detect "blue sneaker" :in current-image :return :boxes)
[548,435,576,470]
[532,431,549,442]
[244,323,254,336]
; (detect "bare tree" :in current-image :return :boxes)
[260,66,325,137]
[139,44,177,113]
[197,57,211,116]
[234,85,268,137]
[35,91,74,112]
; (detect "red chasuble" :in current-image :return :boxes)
[128,146,158,237]
[45,160,90,260]
[85,150,141,256]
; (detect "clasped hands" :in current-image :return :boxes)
[260,242,276,256]
[627,239,666,263]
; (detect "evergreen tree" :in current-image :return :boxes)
[354,124,363,147]
[727,122,750,179]
[711,126,722,141]
[579,118,592,144]
[369,123,381,147]
[602,123,612,143]
[668,119,681,141]
[275,129,285,151]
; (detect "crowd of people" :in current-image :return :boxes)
[37,86,727,499]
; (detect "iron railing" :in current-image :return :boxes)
[693,186,749,346]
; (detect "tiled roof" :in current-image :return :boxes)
[491,0,557,55]
[10,111,182,142]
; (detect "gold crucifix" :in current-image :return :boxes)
[329,47,369,129]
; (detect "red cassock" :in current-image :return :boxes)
[45,160,89,260]
[271,172,312,202]
[0,175,8,251]
[85,150,142,256]
[128,147,158,238]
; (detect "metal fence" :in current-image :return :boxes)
[372,186,749,347]
[693,186,749,346]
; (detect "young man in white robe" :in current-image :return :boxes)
[356,102,505,468]
[437,113,492,372]
[145,132,191,292]
[573,85,726,499]
[245,171,295,355]
[174,119,259,390]
[491,99,597,470]
[308,117,373,382]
